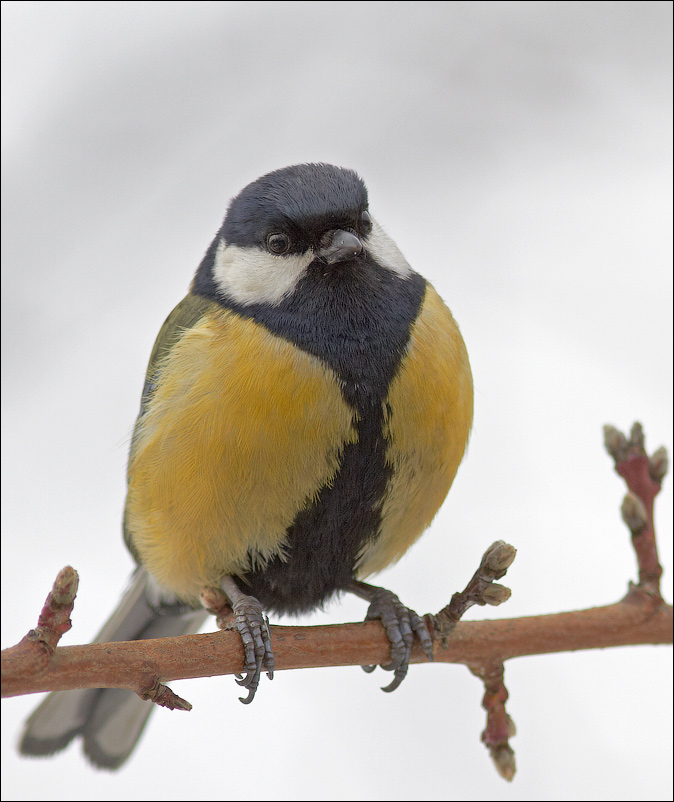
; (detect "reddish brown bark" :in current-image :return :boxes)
[3,593,670,699]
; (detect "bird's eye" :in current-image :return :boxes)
[360,210,373,235]
[266,233,290,254]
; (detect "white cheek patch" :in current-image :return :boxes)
[364,219,413,277]
[212,240,313,306]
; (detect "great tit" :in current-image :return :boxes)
[20,163,473,769]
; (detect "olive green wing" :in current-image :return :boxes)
[136,293,215,422]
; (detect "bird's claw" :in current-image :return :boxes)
[230,597,274,704]
[361,589,433,692]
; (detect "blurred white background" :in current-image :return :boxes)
[2,2,672,800]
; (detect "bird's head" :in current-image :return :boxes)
[192,163,412,307]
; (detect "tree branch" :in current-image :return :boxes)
[3,583,670,699]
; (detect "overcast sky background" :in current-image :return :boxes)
[2,2,672,800]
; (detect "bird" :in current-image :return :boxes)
[19,163,473,769]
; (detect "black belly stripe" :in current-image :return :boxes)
[195,256,427,613]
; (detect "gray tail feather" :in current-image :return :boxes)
[19,568,208,770]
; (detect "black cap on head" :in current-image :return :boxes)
[221,163,368,248]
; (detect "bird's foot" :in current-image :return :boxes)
[351,582,434,692]
[230,595,274,704]
[203,577,274,704]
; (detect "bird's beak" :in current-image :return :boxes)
[316,230,364,264]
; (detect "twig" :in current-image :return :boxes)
[604,422,666,596]
[469,662,516,782]
[427,540,518,780]
[1,566,78,681]
[433,541,516,636]
[140,678,192,711]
